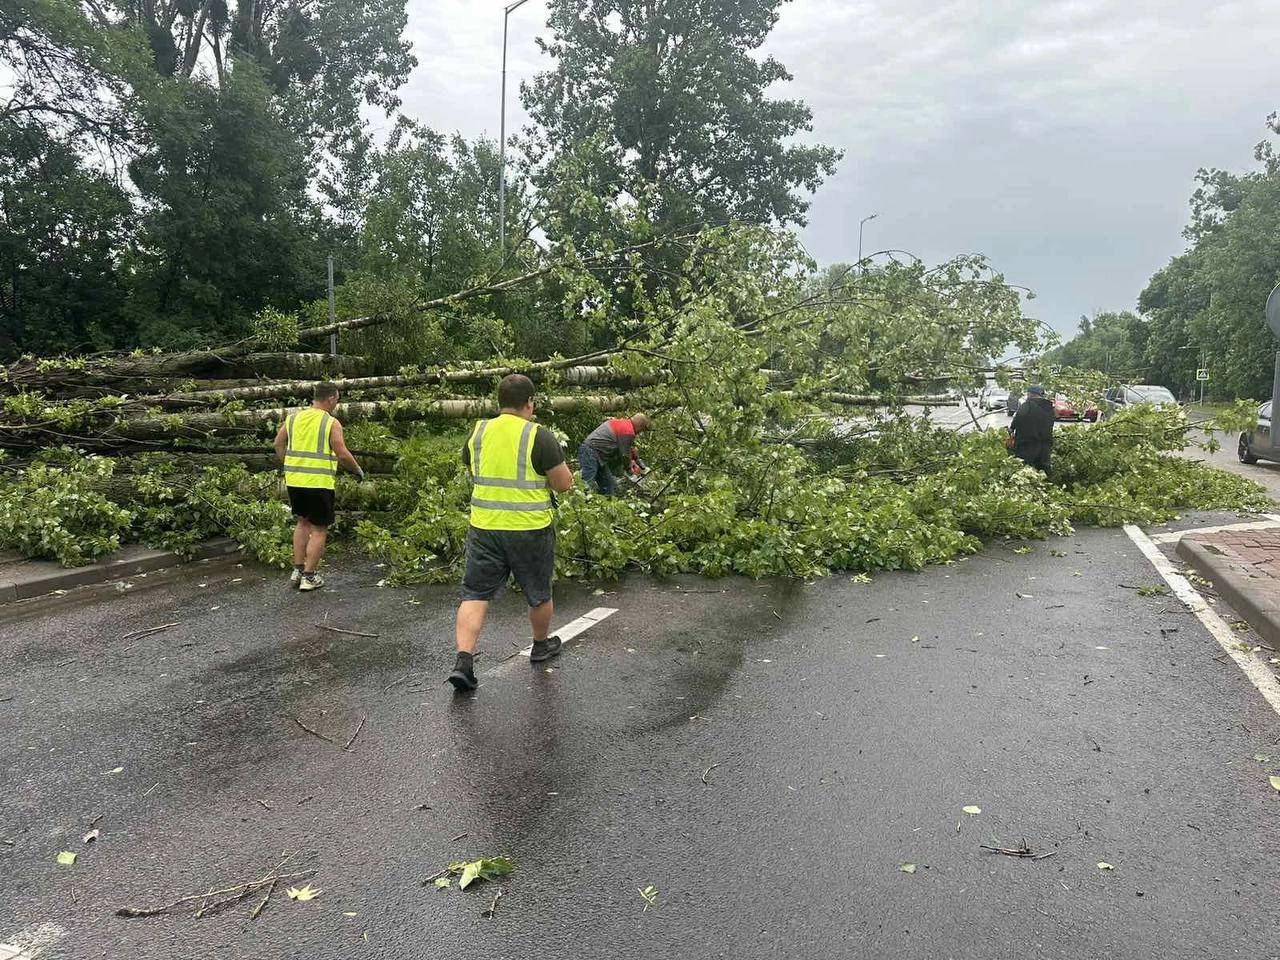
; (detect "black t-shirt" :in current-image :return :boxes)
[461,423,565,476]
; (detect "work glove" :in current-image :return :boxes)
[630,462,643,477]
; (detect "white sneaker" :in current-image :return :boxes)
[289,568,303,587]
[298,573,324,592]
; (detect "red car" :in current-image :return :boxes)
[1052,395,1099,422]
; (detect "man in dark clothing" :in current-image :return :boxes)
[579,413,651,494]
[1008,384,1056,473]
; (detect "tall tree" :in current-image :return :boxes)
[521,0,841,236]
[106,0,415,168]
[124,64,330,347]
[0,119,134,355]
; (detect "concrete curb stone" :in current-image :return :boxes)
[1176,537,1280,649]
[0,538,242,604]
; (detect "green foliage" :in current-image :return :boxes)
[250,307,301,350]
[0,456,133,565]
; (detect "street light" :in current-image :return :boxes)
[498,0,531,257]
[857,213,878,269]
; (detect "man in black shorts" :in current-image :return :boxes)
[447,374,574,691]
[273,382,364,591]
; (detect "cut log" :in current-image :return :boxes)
[0,395,631,450]
[157,364,661,407]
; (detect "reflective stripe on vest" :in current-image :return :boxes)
[283,409,337,490]
[467,414,553,531]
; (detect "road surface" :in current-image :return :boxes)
[3,516,1279,959]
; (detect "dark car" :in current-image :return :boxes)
[1239,401,1276,464]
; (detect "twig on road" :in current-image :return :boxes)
[422,868,450,885]
[119,866,313,918]
[289,715,335,744]
[120,622,179,645]
[482,887,504,919]
[980,842,1056,861]
[250,878,277,920]
[315,623,379,639]
[450,832,469,842]
[343,716,366,751]
[701,763,720,785]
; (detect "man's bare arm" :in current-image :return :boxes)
[329,422,364,477]
[546,462,573,493]
[272,424,288,463]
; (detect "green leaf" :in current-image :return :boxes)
[434,877,451,889]
[1097,862,1114,870]
[899,863,917,874]
[962,805,981,815]
[56,851,76,866]
[1270,776,1280,791]
[451,856,514,890]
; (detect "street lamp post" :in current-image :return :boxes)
[857,213,878,269]
[498,0,531,256]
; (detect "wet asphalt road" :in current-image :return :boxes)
[3,521,1280,959]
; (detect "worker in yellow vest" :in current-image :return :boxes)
[447,374,574,691]
[272,382,364,592]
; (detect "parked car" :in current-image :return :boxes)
[1051,394,1100,422]
[1102,384,1178,416]
[979,386,1009,411]
[1239,401,1276,464]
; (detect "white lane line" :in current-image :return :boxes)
[1149,515,1280,544]
[1124,524,1280,717]
[516,606,618,657]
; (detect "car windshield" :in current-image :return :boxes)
[1129,385,1176,404]
[1263,401,1273,420]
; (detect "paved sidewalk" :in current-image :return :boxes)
[1177,527,1280,648]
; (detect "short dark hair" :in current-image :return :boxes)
[314,382,339,402]
[497,373,535,410]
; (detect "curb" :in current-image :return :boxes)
[0,539,243,605]
[1176,537,1280,649]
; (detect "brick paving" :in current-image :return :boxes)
[1190,529,1280,583]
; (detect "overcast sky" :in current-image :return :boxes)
[395,0,1280,337]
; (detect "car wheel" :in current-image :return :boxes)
[1239,434,1259,464]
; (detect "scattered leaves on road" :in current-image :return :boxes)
[105,767,124,775]
[1012,546,1032,555]
[286,885,321,902]
[899,863,917,874]
[56,851,77,865]
[433,877,452,889]
[82,829,99,844]
[1049,549,1067,558]
[639,885,659,911]
[437,857,514,891]
[1137,585,1168,597]
[1097,862,1114,871]
[1270,776,1280,792]
[1253,755,1272,763]
[963,805,982,815]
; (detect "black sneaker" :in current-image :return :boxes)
[446,667,478,692]
[529,636,563,663]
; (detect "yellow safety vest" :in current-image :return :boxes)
[467,413,553,531]
[283,408,337,490]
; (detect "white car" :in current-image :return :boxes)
[979,386,1009,411]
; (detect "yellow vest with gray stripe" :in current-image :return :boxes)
[467,413,553,531]
[283,408,337,490]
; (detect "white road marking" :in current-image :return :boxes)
[1124,524,1280,716]
[516,606,618,657]
[0,924,68,959]
[1149,515,1280,544]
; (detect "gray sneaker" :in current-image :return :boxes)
[289,567,303,587]
[298,572,324,592]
